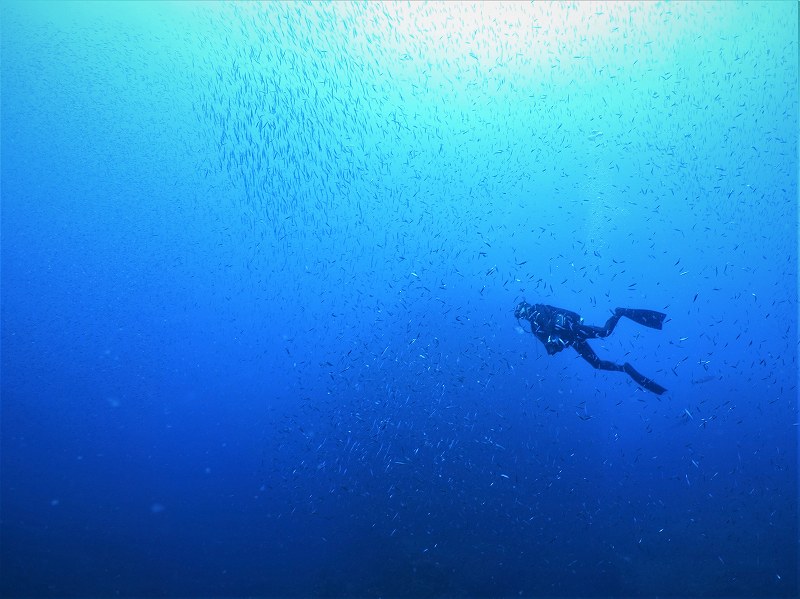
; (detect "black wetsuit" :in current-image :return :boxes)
[515,302,667,395]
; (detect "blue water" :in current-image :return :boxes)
[2,1,797,597]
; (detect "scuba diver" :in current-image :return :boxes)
[514,301,667,395]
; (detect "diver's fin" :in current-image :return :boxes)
[616,308,666,330]
[623,362,667,395]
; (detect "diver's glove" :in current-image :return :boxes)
[544,336,568,355]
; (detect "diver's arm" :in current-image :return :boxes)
[535,330,567,354]
[544,339,567,355]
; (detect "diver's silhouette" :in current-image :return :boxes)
[515,302,667,395]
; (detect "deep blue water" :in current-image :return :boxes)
[1,1,798,597]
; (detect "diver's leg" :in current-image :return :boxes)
[573,341,624,371]
[623,363,667,395]
[575,343,667,394]
[578,312,623,340]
